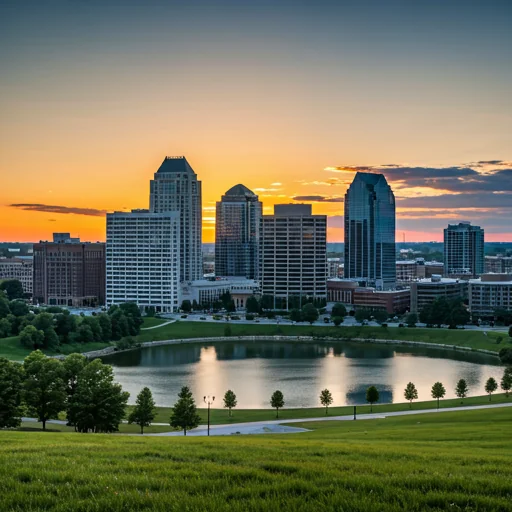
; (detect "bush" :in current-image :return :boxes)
[499,347,512,364]
[115,336,141,351]
[245,314,255,321]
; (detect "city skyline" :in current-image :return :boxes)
[1,1,511,243]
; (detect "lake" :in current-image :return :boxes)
[103,341,504,408]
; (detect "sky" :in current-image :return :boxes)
[1,0,511,243]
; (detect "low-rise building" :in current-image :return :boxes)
[410,275,468,313]
[327,258,342,278]
[396,259,444,283]
[326,279,358,304]
[353,288,410,314]
[485,256,512,274]
[469,273,512,318]
[0,257,33,297]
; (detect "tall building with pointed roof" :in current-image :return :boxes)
[344,172,396,289]
[215,184,262,279]
[149,156,202,282]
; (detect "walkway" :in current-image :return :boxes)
[141,320,176,330]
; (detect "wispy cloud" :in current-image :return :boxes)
[9,203,107,217]
[254,187,282,192]
[293,195,344,203]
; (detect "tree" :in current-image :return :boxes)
[404,382,418,408]
[0,318,12,338]
[181,300,192,313]
[220,291,233,311]
[170,386,201,436]
[501,367,512,397]
[431,381,446,409]
[331,303,347,318]
[260,295,274,310]
[406,313,418,327]
[485,377,498,401]
[76,323,94,344]
[290,308,302,323]
[97,313,112,341]
[19,325,45,350]
[246,296,260,314]
[223,389,237,417]
[499,348,512,365]
[355,308,370,324]
[81,316,102,342]
[0,279,24,300]
[301,303,319,324]
[55,311,77,344]
[509,326,512,339]
[0,292,10,319]
[447,300,470,328]
[366,386,379,412]
[128,387,156,434]
[332,316,343,326]
[68,359,129,433]
[8,300,29,317]
[0,357,24,428]
[455,378,469,403]
[270,390,284,418]
[320,388,333,415]
[23,351,67,430]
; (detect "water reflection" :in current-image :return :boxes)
[105,341,503,408]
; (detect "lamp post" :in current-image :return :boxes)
[204,395,215,436]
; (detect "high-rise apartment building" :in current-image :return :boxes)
[344,172,396,290]
[444,222,484,278]
[106,210,180,313]
[260,204,327,308]
[149,156,202,282]
[33,235,105,306]
[215,184,262,279]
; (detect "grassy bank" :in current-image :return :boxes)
[136,320,507,352]
[141,317,169,328]
[1,407,511,511]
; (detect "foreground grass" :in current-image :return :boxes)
[1,407,511,511]
[141,317,168,328]
[135,321,507,352]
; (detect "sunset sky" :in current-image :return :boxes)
[1,0,511,243]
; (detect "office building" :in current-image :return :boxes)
[327,257,342,278]
[344,172,396,290]
[215,184,262,279]
[444,222,484,278]
[469,274,512,318]
[149,156,202,282]
[33,235,105,306]
[0,258,33,296]
[260,204,327,308]
[485,256,512,274]
[396,259,444,283]
[106,210,180,313]
[410,275,468,313]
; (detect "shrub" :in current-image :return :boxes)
[245,314,255,320]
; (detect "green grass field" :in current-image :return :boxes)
[136,320,507,352]
[141,317,169,328]
[1,407,511,511]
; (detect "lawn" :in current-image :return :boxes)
[141,317,169,328]
[136,320,507,353]
[1,407,511,511]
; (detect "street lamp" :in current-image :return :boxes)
[204,395,215,436]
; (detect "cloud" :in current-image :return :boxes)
[398,193,512,209]
[254,187,282,192]
[271,182,282,186]
[293,195,344,203]
[48,219,57,222]
[10,203,107,216]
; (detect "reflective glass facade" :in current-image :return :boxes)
[215,184,262,279]
[344,172,396,290]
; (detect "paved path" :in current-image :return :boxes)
[141,320,176,330]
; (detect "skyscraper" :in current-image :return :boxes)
[344,172,396,290]
[149,156,202,282]
[215,184,262,279]
[444,222,484,278]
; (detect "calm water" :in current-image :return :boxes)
[104,341,504,408]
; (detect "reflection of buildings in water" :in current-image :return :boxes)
[345,384,394,406]
[139,344,202,366]
[343,345,395,360]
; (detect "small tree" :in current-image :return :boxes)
[332,316,343,326]
[290,309,302,323]
[355,309,369,324]
[19,325,45,350]
[406,313,418,327]
[0,279,24,300]
[431,381,446,409]
[0,357,24,428]
[485,377,498,401]
[501,367,512,397]
[223,389,237,417]
[246,296,260,313]
[301,303,319,325]
[128,387,156,434]
[331,303,347,318]
[455,378,469,403]
[181,300,192,313]
[404,382,418,408]
[270,390,284,418]
[366,386,379,412]
[170,386,201,436]
[320,388,333,415]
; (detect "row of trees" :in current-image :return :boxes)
[419,297,470,328]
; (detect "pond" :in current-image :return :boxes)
[103,341,503,408]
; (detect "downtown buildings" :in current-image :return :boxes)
[0,257,33,297]
[444,222,484,278]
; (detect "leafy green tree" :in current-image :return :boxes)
[223,389,237,417]
[245,296,260,313]
[501,367,512,397]
[260,295,274,310]
[128,387,156,434]
[270,390,285,418]
[0,292,11,319]
[499,348,512,365]
[355,308,370,324]
[431,381,446,409]
[31,312,59,349]
[81,316,102,342]
[301,303,319,324]
[0,318,12,338]
[331,303,347,318]
[227,299,236,313]
[372,309,388,324]
[485,377,498,401]
[220,291,233,311]
[181,300,192,313]
[290,308,302,323]
[23,351,67,430]
[55,311,77,343]
[332,316,343,326]
[366,386,379,412]
[0,279,24,300]
[145,306,156,317]
[404,382,418,408]
[455,378,469,403]
[97,313,112,341]
[447,300,470,328]
[320,388,333,415]
[8,300,29,317]
[170,386,201,436]
[110,310,130,340]
[119,303,143,335]
[69,359,129,433]
[19,325,45,349]
[0,357,24,428]
[406,313,418,327]
[76,323,94,344]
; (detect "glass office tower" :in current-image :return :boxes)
[215,184,262,279]
[344,172,396,290]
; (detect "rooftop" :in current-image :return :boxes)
[155,156,196,174]
[224,184,256,197]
